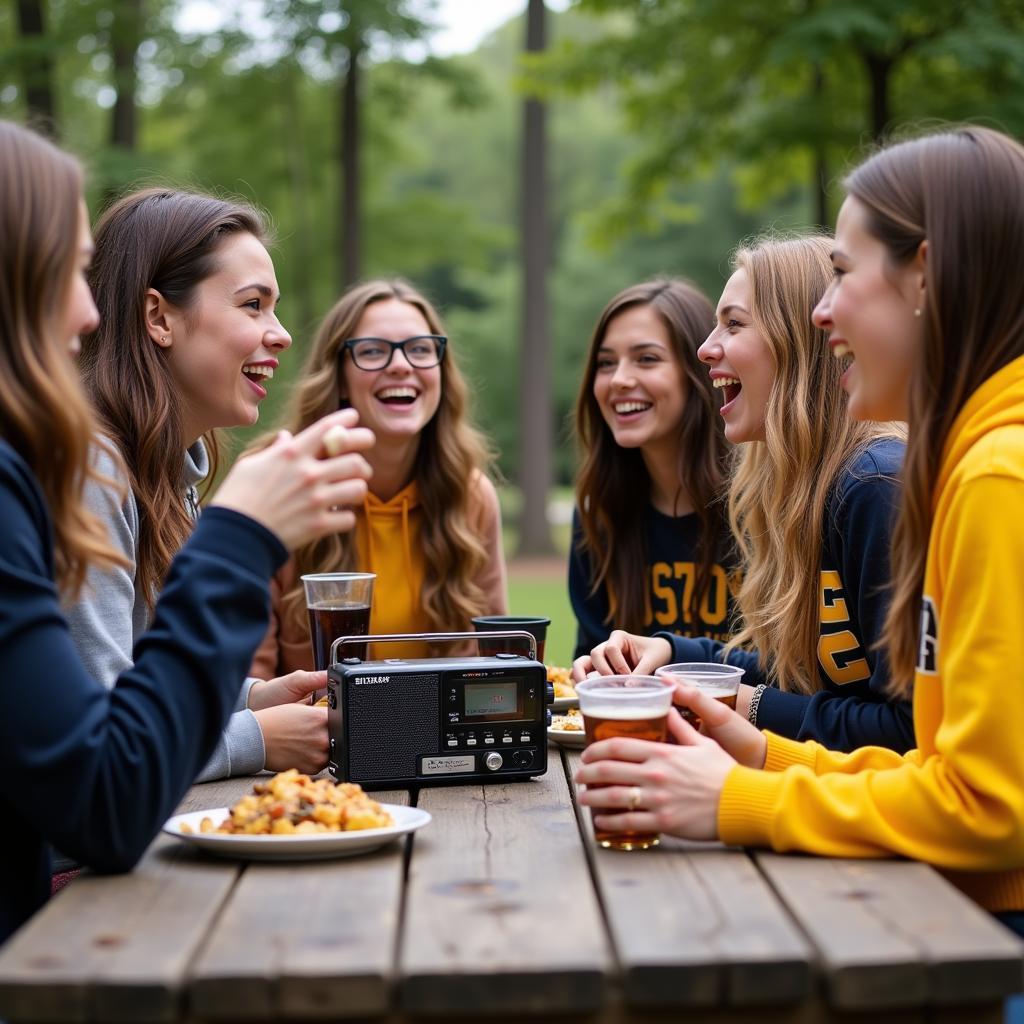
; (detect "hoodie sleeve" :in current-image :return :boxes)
[569,509,614,659]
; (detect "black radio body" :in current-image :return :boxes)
[326,637,552,789]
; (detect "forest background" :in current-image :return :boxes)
[4,0,1024,659]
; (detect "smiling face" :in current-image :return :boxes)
[592,303,688,458]
[160,231,291,444]
[62,202,100,357]
[340,298,443,446]
[698,269,774,444]
[813,196,924,421]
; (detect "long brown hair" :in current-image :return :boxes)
[0,121,126,598]
[723,236,902,692]
[846,128,1024,694]
[574,279,727,633]
[79,188,267,607]
[267,279,496,638]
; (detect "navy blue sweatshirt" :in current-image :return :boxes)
[569,504,737,659]
[656,438,913,753]
[0,442,287,941]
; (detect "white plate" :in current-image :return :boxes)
[551,696,579,712]
[547,726,588,749]
[163,804,431,861]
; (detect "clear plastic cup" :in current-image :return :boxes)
[655,662,744,729]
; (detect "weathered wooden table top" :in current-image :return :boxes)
[0,746,1021,1023]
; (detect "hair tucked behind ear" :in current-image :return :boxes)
[573,278,728,633]
[721,235,903,693]
[845,127,1024,694]
[258,279,497,644]
[80,188,267,606]
[0,121,127,598]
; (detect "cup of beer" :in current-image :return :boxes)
[654,662,744,729]
[575,674,675,851]
[471,615,550,662]
[300,572,375,670]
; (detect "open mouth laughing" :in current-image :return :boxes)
[713,375,742,406]
[376,386,419,407]
[613,400,652,418]
[242,362,275,396]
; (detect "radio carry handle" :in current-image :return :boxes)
[329,630,538,667]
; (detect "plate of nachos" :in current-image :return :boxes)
[164,769,430,860]
[547,706,587,748]
[547,665,578,711]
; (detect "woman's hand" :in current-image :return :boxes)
[673,682,767,769]
[575,709,735,841]
[572,631,672,681]
[247,670,327,711]
[210,408,374,550]
[255,704,329,774]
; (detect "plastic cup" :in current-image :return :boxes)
[471,615,550,663]
[575,674,675,851]
[655,662,744,729]
[301,573,375,670]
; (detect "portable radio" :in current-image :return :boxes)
[325,631,553,789]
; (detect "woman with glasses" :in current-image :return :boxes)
[250,278,507,672]
[64,187,373,786]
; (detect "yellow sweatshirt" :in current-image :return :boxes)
[719,354,1024,913]
[250,474,508,675]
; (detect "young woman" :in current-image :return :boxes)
[570,279,735,660]
[0,120,371,940]
[250,279,506,674]
[66,188,345,781]
[576,126,1024,936]
[577,238,912,753]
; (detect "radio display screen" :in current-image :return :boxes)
[463,680,521,719]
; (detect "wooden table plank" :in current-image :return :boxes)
[0,822,243,1024]
[563,748,813,1009]
[399,760,612,1016]
[187,789,409,1021]
[756,853,1024,1010]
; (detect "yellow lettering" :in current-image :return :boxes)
[820,570,849,624]
[817,631,869,685]
[651,562,677,626]
[699,565,729,626]
[674,562,695,624]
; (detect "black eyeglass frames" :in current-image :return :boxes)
[341,335,447,371]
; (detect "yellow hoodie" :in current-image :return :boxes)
[250,474,508,675]
[718,354,1024,913]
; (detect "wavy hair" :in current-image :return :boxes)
[0,121,126,598]
[844,128,1024,695]
[574,279,728,633]
[267,279,496,640]
[723,236,903,693]
[79,188,267,607]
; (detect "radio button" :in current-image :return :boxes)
[502,735,513,744]
[485,752,503,770]
[484,737,495,745]
[519,733,531,744]
[466,737,478,746]
[447,739,458,748]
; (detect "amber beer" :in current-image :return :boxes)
[576,674,675,852]
[677,685,738,729]
[582,704,669,851]
[307,603,371,669]
[654,662,745,731]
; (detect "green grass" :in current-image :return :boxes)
[507,569,576,668]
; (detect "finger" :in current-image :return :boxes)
[634,637,672,675]
[666,706,707,747]
[674,683,739,731]
[321,477,371,509]
[320,452,373,484]
[315,508,358,535]
[578,783,648,810]
[578,736,662,765]
[588,644,614,675]
[571,655,593,682]
[288,410,360,457]
[591,810,659,833]
[574,759,649,788]
[603,642,632,675]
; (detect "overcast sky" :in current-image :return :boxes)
[177,0,572,56]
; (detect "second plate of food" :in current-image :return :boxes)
[547,708,587,748]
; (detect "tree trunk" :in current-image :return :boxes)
[284,65,314,332]
[339,37,363,290]
[811,64,828,228]
[517,0,555,557]
[15,0,57,137]
[864,51,892,142]
[110,0,142,151]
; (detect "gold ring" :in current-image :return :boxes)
[627,786,641,812]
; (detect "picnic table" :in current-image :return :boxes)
[0,745,1021,1023]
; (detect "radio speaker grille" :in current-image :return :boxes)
[344,673,439,780]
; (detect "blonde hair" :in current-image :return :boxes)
[0,121,127,598]
[724,235,903,693]
[261,279,496,642]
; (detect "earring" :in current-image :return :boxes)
[913,308,922,318]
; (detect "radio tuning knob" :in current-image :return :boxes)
[485,752,503,771]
